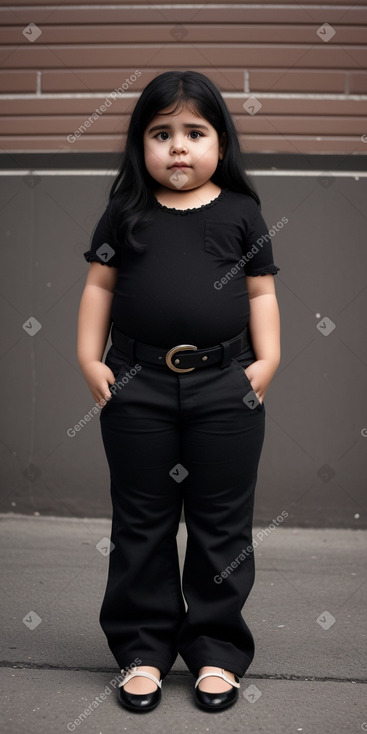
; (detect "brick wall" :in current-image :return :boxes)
[0,0,366,155]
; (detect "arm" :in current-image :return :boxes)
[77,262,119,405]
[244,274,281,403]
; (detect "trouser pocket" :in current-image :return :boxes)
[231,355,265,411]
[101,345,141,411]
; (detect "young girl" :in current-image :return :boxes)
[78,70,280,713]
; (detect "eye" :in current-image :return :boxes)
[154,132,169,141]
[154,130,204,141]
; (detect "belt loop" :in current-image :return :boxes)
[219,340,232,368]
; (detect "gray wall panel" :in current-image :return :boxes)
[0,169,366,526]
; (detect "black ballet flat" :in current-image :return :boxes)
[118,668,162,712]
[194,668,240,712]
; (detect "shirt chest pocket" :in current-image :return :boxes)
[204,220,244,262]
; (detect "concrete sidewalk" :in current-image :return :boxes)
[1,515,366,734]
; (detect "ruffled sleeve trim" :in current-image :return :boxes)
[245,265,280,276]
[83,251,117,267]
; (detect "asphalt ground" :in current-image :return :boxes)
[1,515,366,734]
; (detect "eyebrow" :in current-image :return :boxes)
[147,123,209,133]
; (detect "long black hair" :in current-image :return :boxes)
[108,70,260,253]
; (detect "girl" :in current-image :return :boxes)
[78,70,280,713]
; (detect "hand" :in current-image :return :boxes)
[243,359,278,404]
[81,360,116,407]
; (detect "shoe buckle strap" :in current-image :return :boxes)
[195,669,240,688]
[119,669,162,688]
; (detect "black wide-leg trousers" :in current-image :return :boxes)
[99,341,265,681]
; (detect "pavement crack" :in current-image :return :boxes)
[1,661,366,683]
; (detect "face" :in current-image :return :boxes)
[143,104,226,193]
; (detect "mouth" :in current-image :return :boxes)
[169,163,191,168]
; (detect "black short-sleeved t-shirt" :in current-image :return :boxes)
[84,187,279,349]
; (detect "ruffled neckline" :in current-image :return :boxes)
[153,187,227,214]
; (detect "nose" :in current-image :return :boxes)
[170,137,188,154]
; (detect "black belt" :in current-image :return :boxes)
[110,323,249,372]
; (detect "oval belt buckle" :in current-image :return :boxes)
[165,344,198,373]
